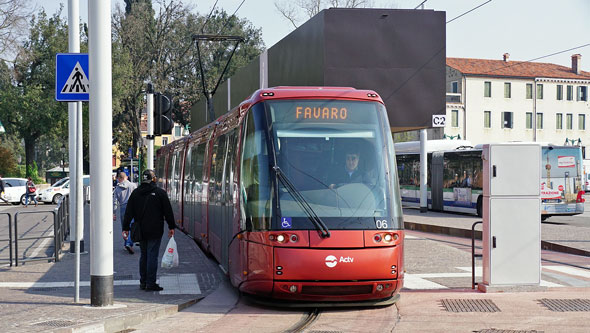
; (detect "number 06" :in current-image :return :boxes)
[375,220,388,229]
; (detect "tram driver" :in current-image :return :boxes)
[328,145,370,189]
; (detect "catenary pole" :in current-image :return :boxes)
[67,0,83,303]
[147,84,154,170]
[420,129,428,213]
[89,0,113,306]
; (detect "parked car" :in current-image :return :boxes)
[38,176,90,204]
[1,178,30,205]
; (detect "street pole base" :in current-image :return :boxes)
[91,275,114,306]
[69,240,85,253]
[420,207,428,213]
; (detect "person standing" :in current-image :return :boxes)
[24,177,38,207]
[114,172,137,254]
[0,175,7,203]
[122,169,175,291]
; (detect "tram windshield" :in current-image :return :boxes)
[265,99,402,230]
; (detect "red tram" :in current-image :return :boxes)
[156,87,404,305]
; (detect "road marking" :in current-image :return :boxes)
[405,235,419,239]
[28,229,54,259]
[543,265,590,279]
[403,274,448,289]
[0,274,202,295]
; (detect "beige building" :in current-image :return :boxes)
[445,54,590,155]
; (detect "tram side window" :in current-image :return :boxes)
[193,144,206,193]
[240,110,272,230]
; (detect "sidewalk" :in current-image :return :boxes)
[0,204,223,332]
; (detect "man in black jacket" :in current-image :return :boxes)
[123,169,175,291]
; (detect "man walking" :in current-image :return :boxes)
[122,169,175,291]
[113,172,137,254]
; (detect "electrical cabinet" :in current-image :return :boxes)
[481,143,541,289]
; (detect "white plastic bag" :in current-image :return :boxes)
[161,236,179,268]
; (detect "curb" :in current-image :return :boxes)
[404,221,589,257]
[55,298,202,333]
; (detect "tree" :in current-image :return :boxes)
[275,0,374,28]
[0,0,32,61]
[0,145,16,175]
[0,9,69,178]
[111,0,264,152]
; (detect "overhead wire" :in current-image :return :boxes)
[217,0,247,36]
[446,0,492,24]
[200,0,219,33]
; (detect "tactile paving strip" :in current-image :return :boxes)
[158,273,201,295]
[439,299,501,312]
[32,320,75,327]
[537,298,590,312]
[474,328,545,333]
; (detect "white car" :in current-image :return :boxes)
[38,176,90,204]
[38,177,70,204]
[1,178,30,205]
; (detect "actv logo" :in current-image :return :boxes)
[324,255,354,268]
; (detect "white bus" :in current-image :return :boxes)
[395,140,585,219]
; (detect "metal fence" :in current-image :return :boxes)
[0,213,13,267]
[2,195,70,267]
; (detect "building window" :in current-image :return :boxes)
[451,81,458,93]
[451,110,459,127]
[536,113,543,129]
[484,81,491,97]
[525,112,533,129]
[567,85,573,100]
[501,111,513,129]
[174,125,182,137]
[577,86,588,101]
[537,84,543,99]
[526,83,533,99]
[556,113,563,130]
[566,114,573,129]
[557,85,563,100]
[484,111,491,128]
[579,114,586,130]
[504,82,511,98]
[162,137,168,145]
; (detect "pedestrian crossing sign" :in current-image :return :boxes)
[55,53,89,101]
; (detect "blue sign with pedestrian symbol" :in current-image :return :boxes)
[55,53,89,102]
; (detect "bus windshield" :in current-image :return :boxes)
[266,99,402,230]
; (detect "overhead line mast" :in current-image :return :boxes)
[192,34,244,122]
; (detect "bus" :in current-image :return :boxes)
[395,140,585,219]
[584,159,590,192]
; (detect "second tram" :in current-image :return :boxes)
[156,87,404,305]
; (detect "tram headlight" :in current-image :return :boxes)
[373,234,382,243]
[376,284,384,291]
[289,285,298,293]
[383,234,393,242]
[290,234,298,243]
[276,234,286,243]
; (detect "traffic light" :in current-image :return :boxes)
[154,93,173,135]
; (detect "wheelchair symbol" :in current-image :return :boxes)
[281,217,292,229]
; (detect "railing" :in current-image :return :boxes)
[0,213,13,267]
[446,93,462,104]
[471,221,482,289]
[12,195,70,266]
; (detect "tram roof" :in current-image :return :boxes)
[241,86,384,108]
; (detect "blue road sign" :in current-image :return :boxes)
[55,53,89,102]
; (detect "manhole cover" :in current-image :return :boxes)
[30,287,59,292]
[32,320,75,327]
[440,299,500,312]
[114,274,134,280]
[473,328,545,333]
[537,299,590,312]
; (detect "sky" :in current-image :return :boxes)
[34,0,590,70]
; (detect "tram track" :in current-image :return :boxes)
[283,308,320,333]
